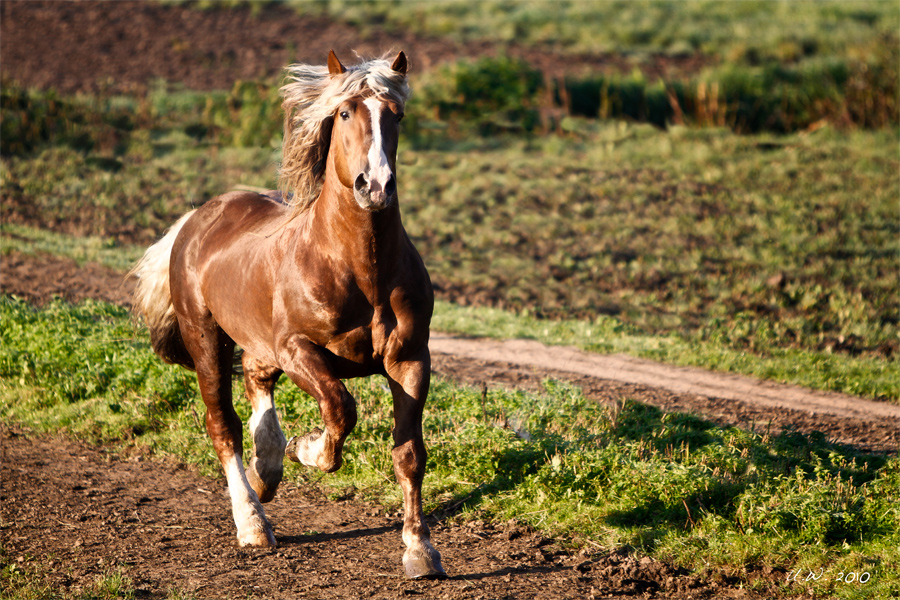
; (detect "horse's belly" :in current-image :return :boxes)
[324,327,379,368]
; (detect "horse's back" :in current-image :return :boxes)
[186,189,291,236]
[169,191,293,363]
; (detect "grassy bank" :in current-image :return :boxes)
[289,0,897,61]
[299,0,899,133]
[1,297,898,598]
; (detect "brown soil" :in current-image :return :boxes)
[3,428,774,600]
[0,1,708,96]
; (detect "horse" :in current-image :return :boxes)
[129,50,445,580]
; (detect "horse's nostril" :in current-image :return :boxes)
[385,175,396,196]
[354,173,368,193]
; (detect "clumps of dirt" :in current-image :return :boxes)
[0,1,709,96]
[0,251,134,308]
[1,429,771,599]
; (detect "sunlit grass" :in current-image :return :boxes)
[1,298,898,598]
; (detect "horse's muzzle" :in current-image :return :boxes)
[354,172,396,210]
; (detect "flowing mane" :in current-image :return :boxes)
[278,54,411,213]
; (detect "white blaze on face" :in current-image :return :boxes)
[362,97,393,194]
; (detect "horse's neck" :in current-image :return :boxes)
[310,180,405,278]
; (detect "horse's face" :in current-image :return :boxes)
[331,96,404,211]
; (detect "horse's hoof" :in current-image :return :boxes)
[236,527,277,548]
[403,547,447,580]
[285,428,323,466]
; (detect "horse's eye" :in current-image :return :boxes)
[340,111,350,121]
[397,112,405,123]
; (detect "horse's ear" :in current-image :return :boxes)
[390,51,408,75]
[327,50,346,76]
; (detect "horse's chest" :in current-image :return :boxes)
[324,306,395,365]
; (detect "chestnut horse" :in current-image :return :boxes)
[129,51,445,579]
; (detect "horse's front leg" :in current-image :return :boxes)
[243,353,287,503]
[385,352,446,580]
[281,338,358,473]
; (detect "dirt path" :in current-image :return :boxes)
[430,334,900,431]
[3,429,764,600]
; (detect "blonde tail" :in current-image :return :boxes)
[128,210,197,369]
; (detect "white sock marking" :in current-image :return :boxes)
[248,392,287,466]
[222,453,273,546]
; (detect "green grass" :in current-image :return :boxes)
[0,554,135,600]
[1,297,898,598]
[292,0,897,63]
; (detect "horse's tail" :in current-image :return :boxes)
[128,210,196,370]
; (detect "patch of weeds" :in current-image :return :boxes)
[0,80,138,156]
[0,551,60,600]
[165,587,201,600]
[77,567,135,600]
[406,55,544,142]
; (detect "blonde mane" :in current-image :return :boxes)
[278,54,411,213]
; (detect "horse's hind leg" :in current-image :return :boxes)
[181,319,276,547]
[386,354,446,580]
[243,353,287,503]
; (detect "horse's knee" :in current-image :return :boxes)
[322,387,357,437]
[392,439,426,483]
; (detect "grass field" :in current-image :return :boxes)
[2,2,899,597]
[1,297,898,598]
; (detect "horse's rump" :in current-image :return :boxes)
[130,210,197,369]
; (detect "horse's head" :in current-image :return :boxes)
[328,50,408,211]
